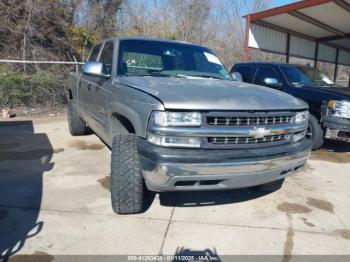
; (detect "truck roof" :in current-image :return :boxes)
[95,36,206,49]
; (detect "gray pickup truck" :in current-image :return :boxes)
[68,37,311,214]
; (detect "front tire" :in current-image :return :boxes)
[111,134,145,214]
[307,114,324,150]
[68,101,88,136]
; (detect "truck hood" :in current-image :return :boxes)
[300,84,350,100]
[120,76,307,111]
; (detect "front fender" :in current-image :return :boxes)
[107,85,164,142]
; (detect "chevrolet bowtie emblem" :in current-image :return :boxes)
[249,127,272,139]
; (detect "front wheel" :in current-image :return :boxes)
[111,134,145,214]
[306,114,324,150]
[68,101,88,136]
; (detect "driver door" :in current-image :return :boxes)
[79,43,102,125]
[89,41,114,140]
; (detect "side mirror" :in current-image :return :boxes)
[82,61,110,78]
[231,72,243,82]
[263,77,282,88]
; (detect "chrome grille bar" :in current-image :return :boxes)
[207,116,293,126]
[208,134,289,145]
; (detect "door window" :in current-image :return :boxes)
[233,65,254,82]
[89,44,102,61]
[99,41,114,75]
[254,66,281,86]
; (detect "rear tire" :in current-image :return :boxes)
[307,114,324,150]
[253,178,285,192]
[111,134,145,214]
[68,101,87,136]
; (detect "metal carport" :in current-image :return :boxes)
[243,0,350,87]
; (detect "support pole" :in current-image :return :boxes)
[314,42,319,68]
[334,48,339,82]
[286,33,291,63]
[243,15,251,62]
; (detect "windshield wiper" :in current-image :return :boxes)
[125,72,221,79]
[291,82,305,87]
[185,74,223,80]
[149,72,173,77]
[310,82,335,87]
[151,72,193,78]
[126,72,186,78]
[125,73,170,77]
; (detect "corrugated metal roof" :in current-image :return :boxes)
[245,0,350,66]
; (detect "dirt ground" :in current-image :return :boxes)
[1,115,350,261]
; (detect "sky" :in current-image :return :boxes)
[272,0,299,8]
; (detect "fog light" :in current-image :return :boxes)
[292,131,307,142]
[148,134,201,148]
[325,128,339,139]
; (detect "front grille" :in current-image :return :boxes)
[208,134,289,145]
[207,115,293,126]
[200,111,300,149]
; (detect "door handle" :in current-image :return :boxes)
[87,84,92,91]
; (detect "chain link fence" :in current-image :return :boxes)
[0,62,80,116]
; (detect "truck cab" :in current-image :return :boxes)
[232,62,350,150]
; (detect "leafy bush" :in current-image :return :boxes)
[0,66,67,108]
[66,26,97,60]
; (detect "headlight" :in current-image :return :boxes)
[148,134,201,148]
[147,111,202,148]
[151,111,202,127]
[328,100,350,118]
[295,111,309,123]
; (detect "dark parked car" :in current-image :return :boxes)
[232,62,350,150]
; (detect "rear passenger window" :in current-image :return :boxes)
[233,65,254,82]
[89,44,102,61]
[254,66,280,86]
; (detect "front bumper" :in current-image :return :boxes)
[138,138,311,192]
[323,116,350,142]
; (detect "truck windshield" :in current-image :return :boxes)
[118,40,232,80]
[280,65,334,87]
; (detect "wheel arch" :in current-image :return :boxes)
[111,112,136,134]
[68,89,73,100]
